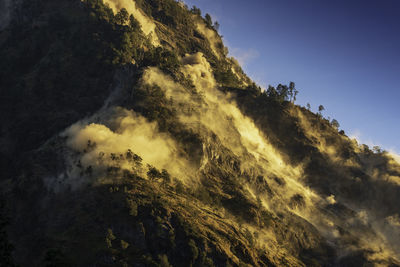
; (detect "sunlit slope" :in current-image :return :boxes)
[1,0,400,266]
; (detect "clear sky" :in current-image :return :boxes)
[184,0,400,154]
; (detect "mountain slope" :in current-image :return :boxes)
[1,0,400,266]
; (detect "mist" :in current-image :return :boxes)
[62,107,194,188]
[55,49,400,262]
[194,18,221,59]
[103,0,159,46]
[143,52,303,182]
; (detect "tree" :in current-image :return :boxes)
[147,165,162,180]
[331,119,340,129]
[115,8,129,25]
[190,6,201,16]
[306,103,311,110]
[266,85,278,99]
[266,84,291,103]
[213,21,220,31]
[161,169,171,183]
[276,84,289,102]
[129,15,140,30]
[318,105,325,116]
[288,82,299,103]
[205,13,212,27]
[373,146,382,154]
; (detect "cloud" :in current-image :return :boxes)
[57,49,400,263]
[142,53,324,220]
[349,129,362,142]
[144,52,303,182]
[229,47,259,66]
[388,151,400,164]
[194,17,222,58]
[349,129,390,152]
[62,107,194,186]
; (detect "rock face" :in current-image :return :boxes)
[0,0,400,266]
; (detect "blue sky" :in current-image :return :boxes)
[184,0,400,154]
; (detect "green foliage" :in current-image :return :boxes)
[147,165,162,180]
[214,68,240,87]
[4,1,400,267]
[161,169,171,183]
[212,60,241,87]
[126,149,143,164]
[114,8,129,25]
[146,165,171,183]
[127,15,139,31]
[142,47,181,74]
[205,13,213,27]
[190,6,201,16]
[147,0,195,33]
[214,21,220,31]
[131,83,174,125]
[0,0,149,168]
[265,82,299,103]
[373,146,383,154]
[288,81,299,103]
[331,119,340,129]
[265,84,287,103]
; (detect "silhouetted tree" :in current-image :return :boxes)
[318,105,325,117]
[266,85,278,99]
[190,6,201,16]
[205,13,212,27]
[129,15,140,29]
[214,21,220,31]
[373,146,382,154]
[266,84,291,103]
[306,103,311,110]
[115,8,129,25]
[161,169,171,183]
[288,81,299,103]
[276,84,289,102]
[331,119,340,129]
[147,165,162,180]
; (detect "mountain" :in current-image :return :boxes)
[1,0,400,266]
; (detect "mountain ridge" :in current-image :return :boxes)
[1,0,400,266]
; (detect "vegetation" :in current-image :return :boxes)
[0,0,399,266]
[265,82,298,103]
